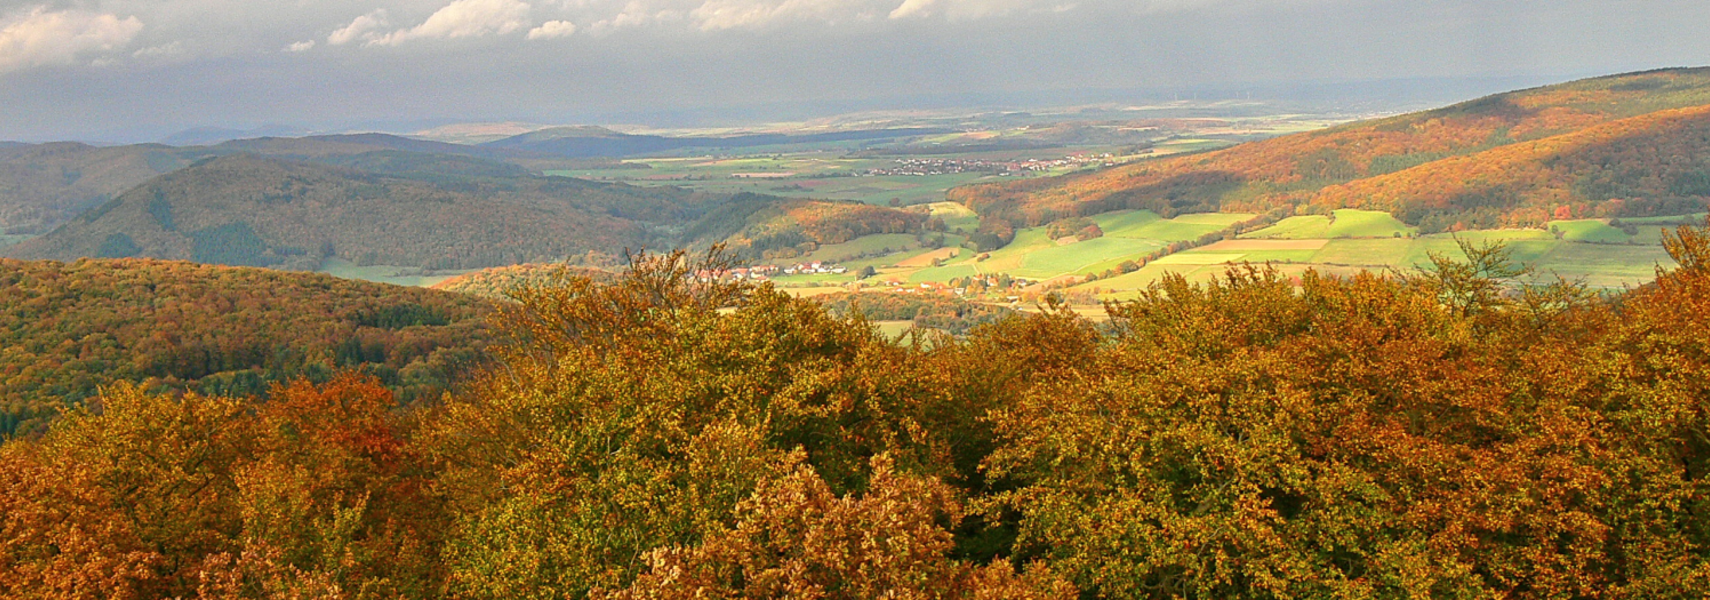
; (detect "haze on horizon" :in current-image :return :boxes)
[2,0,1707,143]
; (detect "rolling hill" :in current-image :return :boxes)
[3,154,926,269]
[0,142,188,236]
[951,68,1710,234]
[0,134,550,237]
[2,155,691,269]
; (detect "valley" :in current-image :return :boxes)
[4,3,1710,591]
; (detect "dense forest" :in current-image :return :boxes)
[0,258,491,437]
[952,68,1710,236]
[0,142,186,236]
[430,263,618,299]
[813,291,1014,334]
[4,217,1709,598]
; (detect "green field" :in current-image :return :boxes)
[796,233,924,263]
[926,201,981,232]
[906,263,979,283]
[1066,222,1681,299]
[1091,210,1163,237]
[1549,219,1632,243]
[906,211,1261,282]
[1532,243,1674,288]
[1014,237,1167,279]
[1097,210,1253,241]
[1244,209,1415,239]
[317,258,470,287]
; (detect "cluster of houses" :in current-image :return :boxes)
[692,261,848,283]
[864,154,1119,177]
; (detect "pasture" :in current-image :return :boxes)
[1243,209,1414,239]
[317,258,469,287]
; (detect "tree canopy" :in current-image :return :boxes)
[4,220,1710,597]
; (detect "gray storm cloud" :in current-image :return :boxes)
[1,0,1708,141]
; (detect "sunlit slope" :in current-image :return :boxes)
[1312,104,1710,228]
[951,68,1710,230]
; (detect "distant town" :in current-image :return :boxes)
[862,153,1119,177]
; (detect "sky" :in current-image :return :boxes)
[1,0,1707,142]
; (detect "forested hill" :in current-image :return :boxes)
[0,134,543,237]
[4,153,927,268]
[3,154,696,269]
[3,225,1710,597]
[0,258,493,437]
[0,142,186,236]
[951,67,1710,236]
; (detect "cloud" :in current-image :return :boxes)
[689,0,880,31]
[887,0,1055,20]
[527,19,576,39]
[369,0,533,46]
[887,0,935,19]
[131,41,184,58]
[0,6,143,74]
[328,10,388,46]
[285,40,316,52]
[571,0,1064,32]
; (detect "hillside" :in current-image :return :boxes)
[0,142,188,235]
[0,134,548,237]
[3,155,691,269]
[0,258,493,436]
[683,193,928,259]
[4,154,926,269]
[951,68,1710,234]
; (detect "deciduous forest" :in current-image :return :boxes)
[0,258,491,437]
[5,218,1710,598]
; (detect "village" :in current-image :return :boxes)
[693,260,847,283]
[862,153,1118,177]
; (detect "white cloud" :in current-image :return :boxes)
[527,19,576,39]
[690,0,879,30]
[0,6,143,74]
[369,0,533,46]
[328,10,388,46]
[568,0,1065,32]
[286,40,316,52]
[887,0,1052,20]
[131,41,184,58]
[887,0,935,19]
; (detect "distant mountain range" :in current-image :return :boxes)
[479,126,950,158]
[159,124,312,146]
[952,68,1710,237]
